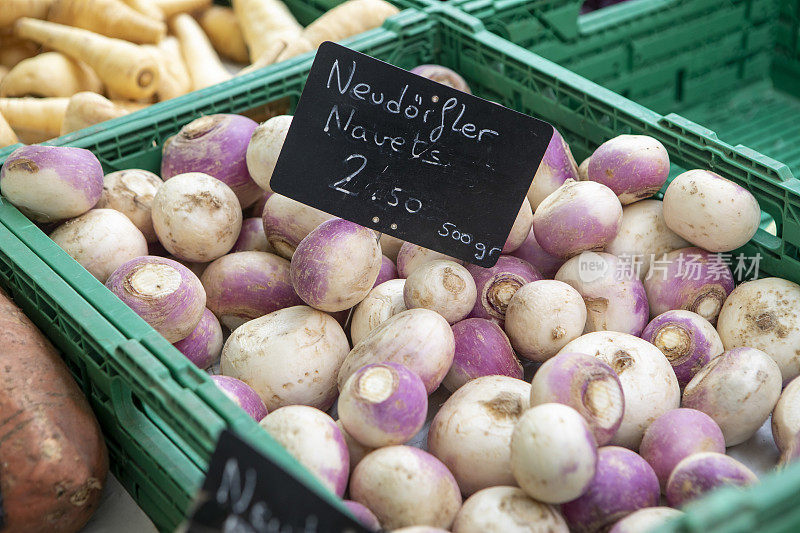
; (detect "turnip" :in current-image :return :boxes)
[173,308,223,369]
[604,199,690,280]
[665,452,757,507]
[339,309,454,394]
[778,434,800,469]
[509,228,565,279]
[465,255,541,323]
[161,114,261,207]
[392,529,450,533]
[643,247,734,324]
[151,172,242,263]
[374,255,398,287]
[379,233,404,262]
[291,219,381,312]
[772,376,800,454]
[504,280,587,362]
[641,310,723,387]
[221,306,349,411]
[502,198,533,253]
[716,277,800,381]
[336,420,374,474]
[410,65,471,93]
[527,128,579,210]
[95,169,162,242]
[587,135,669,204]
[428,375,531,495]
[0,145,103,222]
[403,260,477,324]
[51,208,148,283]
[245,114,291,193]
[638,408,725,489]
[445,318,522,392]
[261,193,334,259]
[682,347,782,446]
[510,403,597,503]
[396,242,465,278]
[608,507,683,533]
[530,352,624,446]
[259,405,349,496]
[200,251,301,330]
[532,179,622,259]
[338,362,427,447]
[106,255,206,342]
[350,279,406,346]
[577,157,590,180]
[452,486,568,533]
[555,252,649,336]
[230,217,271,253]
[663,169,761,252]
[558,331,680,449]
[343,500,380,532]
[561,446,659,533]
[351,446,461,530]
[247,190,271,218]
[209,375,268,421]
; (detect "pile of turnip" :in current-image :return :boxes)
[4,67,800,533]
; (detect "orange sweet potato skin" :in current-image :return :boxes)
[0,288,108,532]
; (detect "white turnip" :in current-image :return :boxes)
[509,228,565,279]
[173,307,222,369]
[665,452,757,507]
[343,500,380,532]
[608,508,683,533]
[465,255,541,323]
[96,169,162,242]
[350,279,407,346]
[336,420,374,474]
[445,318,522,392]
[502,198,533,253]
[245,114,291,193]
[396,242,465,278]
[452,486,568,533]
[261,193,333,259]
[230,217,271,253]
[410,65,471,93]
[374,255,398,287]
[772,376,800,454]
[587,135,669,204]
[527,128,579,210]
[403,260,477,324]
[209,375,268,421]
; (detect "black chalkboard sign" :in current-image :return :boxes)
[181,430,368,533]
[270,42,553,267]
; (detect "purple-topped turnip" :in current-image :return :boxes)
[428,376,530,495]
[555,251,649,336]
[374,255,398,287]
[465,255,541,323]
[561,446,659,533]
[558,331,680,449]
[410,64,471,93]
[379,234,404,262]
[608,507,683,533]
[260,406,349,496]
[641,310,723,387]
[578,157,590,180]
[0,145,103,222]
[717,277,800,381]
[200,251,301,330]
[772,376,800,454]
[663,169,761,252]
[230,217,271,253]
[151,172,242,262]
[639,408,725,489]
[683,347,782,446]
[210,375,268,421]
[510,403,598,503]
[452,486,568,533]
[527,128,579,210]
[339,309,454,394]
[291,218,382,312]
[96,169,163,242]
[50,208,148,283]
[221,305,349,411]
[106,255,206,342]
[350,279,407,346]
[532,179,622,258]
[338,362,427,447]
[509,228,565,279]
[530,352,624,446]
[247,190,271,217]
[587,135,669,204]
[245,114,292,193]
[444,318,522,392]
[665,452,757,507]
[336,420,374,474]
[501,198,533,253]
[174,308,223,369]
[403,260,476,324]
[351,446,462,530]
[343,500,380,532]
[261,193,334,259]
[643,247,734,324]
[161,113,262,207]
[396,242,465,278]
[504,280,587,362]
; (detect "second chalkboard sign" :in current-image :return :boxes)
[270,42,553,267]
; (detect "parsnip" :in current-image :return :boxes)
[0,111,18,148]
[60,92,146,134]
[0,0,54,27]
[198,6,248,63]
[0,66,8,84]
[157,36,191,92]
[48,0,167,44]
[0,52,103,97]
[170,13,230,90]
[0,97,68,142]
[121,0,164,20]
[154,0,211,17]
[0,38,39,68]
[233,0,303,63]
[14,18,160,100]
[142,40,189,100]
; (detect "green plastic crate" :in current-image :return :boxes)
[2,5,800,533]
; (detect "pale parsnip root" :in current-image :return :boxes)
[15,18,160,100]
[0,111,18,148]
[0,0,54,27]
[48,0,167,44]
[155,36,191,98]
[121,0,164,20]
[170,13,231,90]
[0,97,69,142]
[198,6,249,63]
[60,92,146,135]
[142,42,186,101]
[0,66,8,84]
[0,52,103,97]
[233,0,304,63]
[0,37,39,68]
[154,0,211,17]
